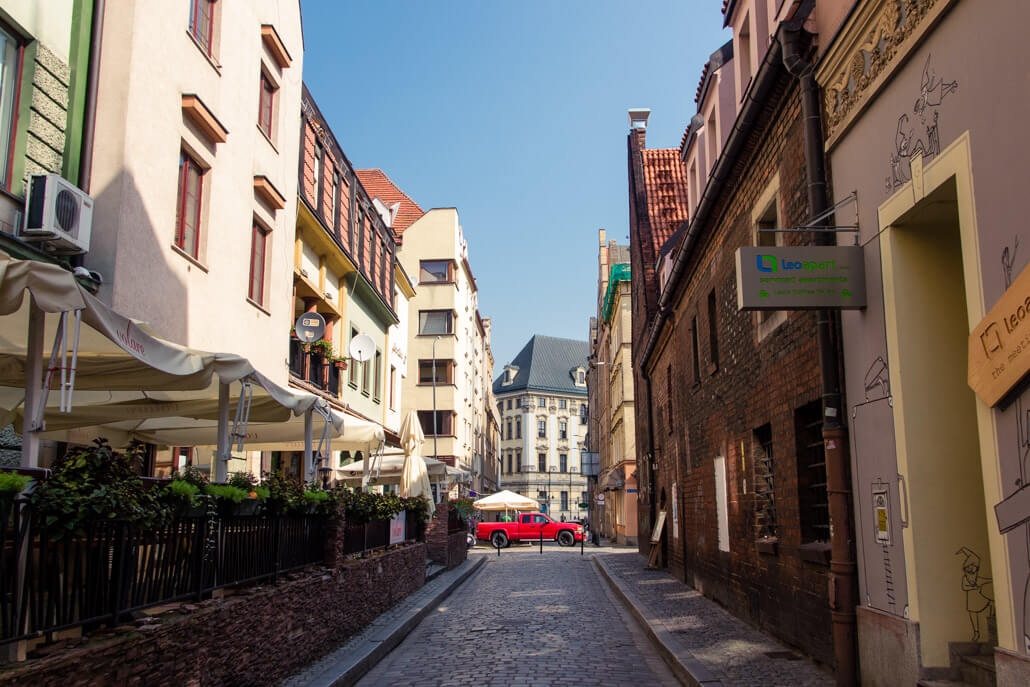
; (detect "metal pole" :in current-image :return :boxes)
[539,525,543,554]
[432,336,439,468]
[21,299,45,468]
[303,409,314,483]
[214,382,230,482]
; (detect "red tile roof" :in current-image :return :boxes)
[354,169,425,242]
[641,149,690,253]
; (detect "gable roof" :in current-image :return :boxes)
[641,148,691,257]
[493,335,589,396]
[354,169,425,242]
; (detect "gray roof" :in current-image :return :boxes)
[493,335,589,396]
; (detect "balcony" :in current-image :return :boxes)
[289,337,341,397]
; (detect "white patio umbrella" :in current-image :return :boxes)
[473,489,540,512]
[399,410,434,517]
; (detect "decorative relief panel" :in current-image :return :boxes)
[818,0,950,145]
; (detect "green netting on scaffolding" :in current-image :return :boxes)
[600,263,631,323]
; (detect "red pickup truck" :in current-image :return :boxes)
[477,513,584,548]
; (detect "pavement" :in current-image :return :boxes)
[596,549,834,687]
[282,540,836,687]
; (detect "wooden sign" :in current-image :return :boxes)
[969,263,1030,407]
[650,510,666,544]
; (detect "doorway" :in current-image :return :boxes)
[883,177,995,668]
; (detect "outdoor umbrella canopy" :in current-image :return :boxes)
[473,490,540,512]
[336,451,448,483]
[398,410,434,517]
[0,252,380,472]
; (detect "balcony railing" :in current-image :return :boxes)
[288,338,340,397]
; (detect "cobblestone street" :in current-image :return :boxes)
[355,545,678,687]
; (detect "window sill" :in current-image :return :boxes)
[187,31,222,75]
[799,541,831,566]
[418,280,456,286]
[171,243,209,272]
[755,537,778,555]
[257,125,278,153]
[416,333,456,339]
[246,297,271,316]
[417,382,457,387]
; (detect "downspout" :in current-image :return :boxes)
[72,0,103,268]
[781,13,858,687]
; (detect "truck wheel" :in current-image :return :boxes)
[558,530,574,547]
[491,531,509,549]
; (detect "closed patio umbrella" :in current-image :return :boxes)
[399,410,434,517]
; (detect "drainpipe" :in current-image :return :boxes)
[781,12,858,687]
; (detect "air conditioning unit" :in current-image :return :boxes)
[20,174,93,254]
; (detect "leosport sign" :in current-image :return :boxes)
[969,262,1030,407]
[735,246,866,310]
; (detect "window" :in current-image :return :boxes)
[389,365,396,409]
[247,222,268,306]
[418,310,453,335]
[534,500,546,515]
[708,290,719,370]
[506,399,512,410]
[560,491,568,511]
[188,0,216,56]
[559,420,568,441]
[737,12,753,97]
[559,399,567,410]
[577,370,585,385]
[361,354,371,396]
[559,453,567,472]
[666,365,673,432]
[419,260,452,284]
[515,418,521,439]
[580,404,587,420]
[0,27,20,189]
[172,446,195,469]
[418,410,452,437]
[706,108,719,175]
[538,396,546,408]
[418,359,452,385]
[312,142,323,211]
[538,453,546,472]
[175,150,204,258]
[258,71,277,139]
[515,450,521,471]
[753,424,777,539]
[507,452,513,474]
[796,402,829,542]
[690,316,700,382]
[373,350,382,401]
[348,328,359,387]
[753,175,787,337]
[506,421,512,440]
[537,419,546,439]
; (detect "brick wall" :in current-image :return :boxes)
[425,500,450,564]
[0,542,426,687]
[637,77,833,666]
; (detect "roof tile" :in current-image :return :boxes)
[354,169,425,242]
[492,335,589,396]
[641,148,691,256]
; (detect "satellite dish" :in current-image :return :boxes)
[294,312,326,343]
[349,334,375,363]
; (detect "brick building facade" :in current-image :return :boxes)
[627,19,836,668]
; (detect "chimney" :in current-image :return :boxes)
[628,108,651,129]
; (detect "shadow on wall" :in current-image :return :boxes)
[85,170,189,345]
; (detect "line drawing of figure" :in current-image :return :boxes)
[885,54,957,192]
[956,547,995,642]
[863,356,890,401]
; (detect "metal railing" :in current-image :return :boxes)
[342,516,417,556]
[0,500,325,645]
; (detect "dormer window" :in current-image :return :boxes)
[502,365,518,386]
[573,366,587,386]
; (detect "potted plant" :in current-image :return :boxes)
[301,489,330,514]
[166,479,205,518]
[309,339,333,362]
[228,472,261,516]
[203,484,247,518]
[0,471,31,524]
[259,472,304,515]
[331,355,348,371]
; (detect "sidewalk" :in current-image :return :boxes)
[283,556,485,687]
[595,551,833,687]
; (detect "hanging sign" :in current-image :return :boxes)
[968,262,1030,407]
[735,246,866,310]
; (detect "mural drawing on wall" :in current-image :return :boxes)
[956,547,995,642]
[885,54,958,193]
[992,238,1030,651]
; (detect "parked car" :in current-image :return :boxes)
[476,512,584,548]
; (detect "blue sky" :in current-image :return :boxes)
[301,1,729,374]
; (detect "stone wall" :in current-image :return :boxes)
[425,500,450,564]
[0,541,426,687]
[446,530,467,570]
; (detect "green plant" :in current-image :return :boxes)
[204,484,247,503]
[259,472,305,513]
[0,472,31,494]
[31,439,170,536]
[170,465,209,488]
[253,486,270,500]
[345,491,404,523]
[228,471,258,491]
[309,339,333,359]
[401,495,431,536]
[167,480,200,504]
[448,497,475,521]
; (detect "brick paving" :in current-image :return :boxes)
[355,544,679,687]
[599,550,834,687]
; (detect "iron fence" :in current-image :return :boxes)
[342,515,418,556]
[0,499,325,645]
